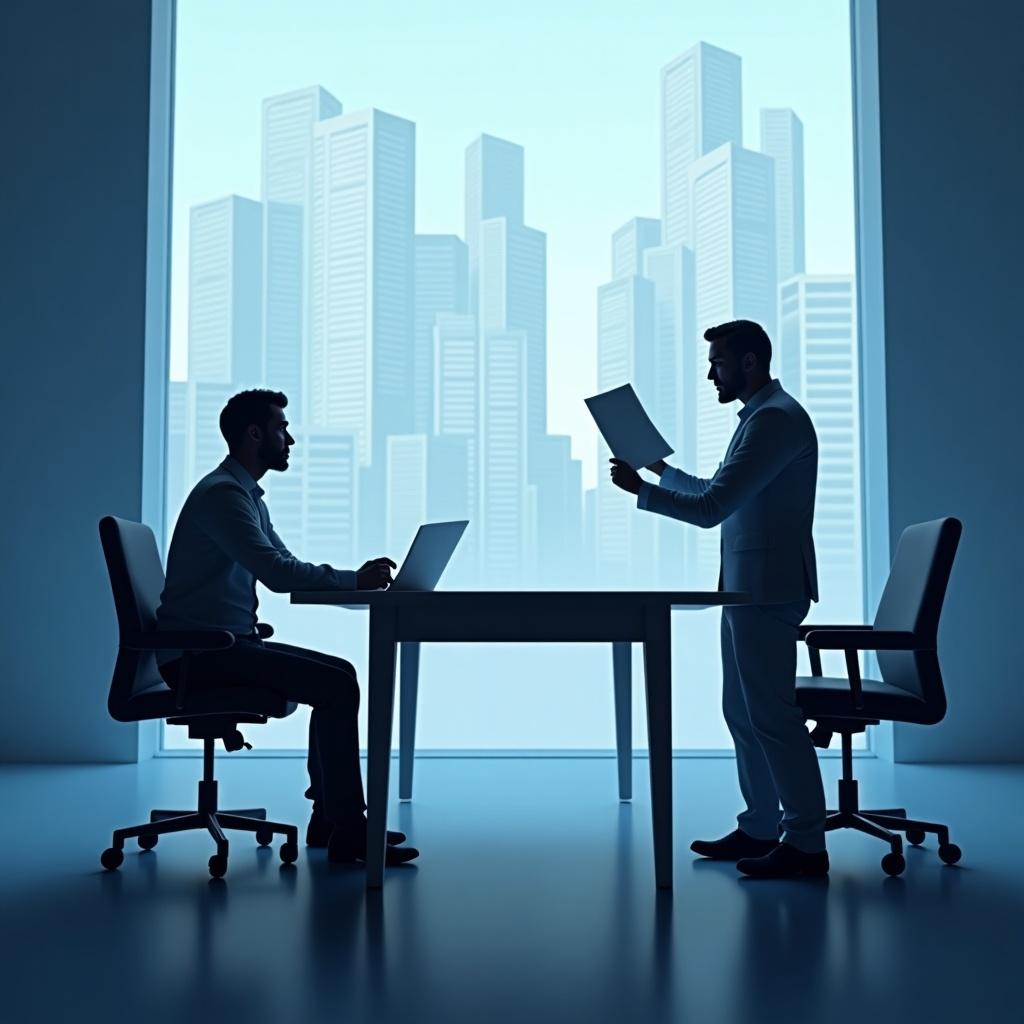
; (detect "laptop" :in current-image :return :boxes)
[390,521,469,592]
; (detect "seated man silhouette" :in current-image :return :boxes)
[156,389,418,867]
[611,321,827,879]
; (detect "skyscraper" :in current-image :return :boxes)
[464,134,524,316]
[480,329,528,582]
[612,217,662,280]
[661,42,742,248]
[779,275,861,620]
[642,242,697,584]
[261,87,343,423]
[302,430,359,568]
[760,108,806,283]
[478,217,547,443]
[595,275,656,583]
[309,108,416,465]
[434,312,481,575]
[529,434,583,586]
[187,196,263,384]
[688,141,776,579]
[386,434,428,556]
[414,235,468,435]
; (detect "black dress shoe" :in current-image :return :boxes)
[307,811,406,849]
[690,828,780,861]
[327,826,420,866]
[737,842,829,878]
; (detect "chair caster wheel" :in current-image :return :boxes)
[280,841,298,865]
[101,847,124,871]
[139,833,159,851]
[881,852,906,877]
[905,829,926,846]
[938,843,962,865]
[256,827,273,847]
[209,853,228,879]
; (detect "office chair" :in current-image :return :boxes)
[98,515,299,879]
[797,517,963,877]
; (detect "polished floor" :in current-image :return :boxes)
[2,755,1021,1023]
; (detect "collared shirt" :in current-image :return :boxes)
[156,456,355,659]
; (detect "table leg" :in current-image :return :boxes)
[399,642,421,802]
[367,607,398,889]
[613,642,632,801]
[643,604,673,890]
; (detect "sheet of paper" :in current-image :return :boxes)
[584,383,674,470]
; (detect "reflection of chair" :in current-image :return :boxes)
[98,515,299,879]
[796,517,963,877]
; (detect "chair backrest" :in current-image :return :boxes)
[872,517,962,713]
[98,516,169,718]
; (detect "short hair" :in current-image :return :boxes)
[219,389,288,451]
[704,320,772,370]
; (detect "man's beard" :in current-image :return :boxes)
[716,367,746,403]
[259,439,289,471]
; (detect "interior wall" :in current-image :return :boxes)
[0,1,158,761]
[875,0,1024,760]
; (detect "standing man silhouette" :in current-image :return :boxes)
[610,320,828,878]
[156,389,419,867]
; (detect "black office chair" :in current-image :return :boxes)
[98,515,299,879]
[797,516,963,877]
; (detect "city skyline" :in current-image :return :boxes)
[165,14,862,750]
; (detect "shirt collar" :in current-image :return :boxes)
[737,378,782,421]
[220,456,264,498]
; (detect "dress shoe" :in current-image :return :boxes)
[690,828,780,861]
[307,810,406,849]
[737,842,829,878]
[327,825,420,866]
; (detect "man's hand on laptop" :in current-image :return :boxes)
[356,557,397,590]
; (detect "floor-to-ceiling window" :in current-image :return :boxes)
[163,0,866,752]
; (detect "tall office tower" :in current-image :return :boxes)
[187,196,263,384]
[583,487,597,586]
[262,201,303,414]
[661,42,742,248]
[464,134,524,316]
[530,434,583,587]
[688,142,776,581]
[309,108,416,467]
[184,381,240,483]
[302,430,358,567]
[166,381,188,531]
[643,242,697,584]
[261,87,343,421]
[414,235,468,435]
[478,217,547,442]
[612,217,662,280]
[386,434,428,556]
[595,275,656,584]
[434,313,481,575]
[760,108,806,282]
[426,434,476,584]
[480,330,528,583]
[779,275,861,620]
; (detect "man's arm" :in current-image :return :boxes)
[639,409,799,528]
[645,459,710,496]
[195,485,356,592]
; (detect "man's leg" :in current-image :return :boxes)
[727,601,826,854]
[721,609,783,841]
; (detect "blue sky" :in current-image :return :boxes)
[169,0,855,487]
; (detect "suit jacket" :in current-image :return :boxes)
[637,379,819,605]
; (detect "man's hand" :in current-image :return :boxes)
[646,459,668,477]
[609,458,643,495]
[356,557,397,590]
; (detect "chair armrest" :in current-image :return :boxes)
[802,629,921,651]
[121,630,236,652]
[797,623,871,640]
[255,623,275,640]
